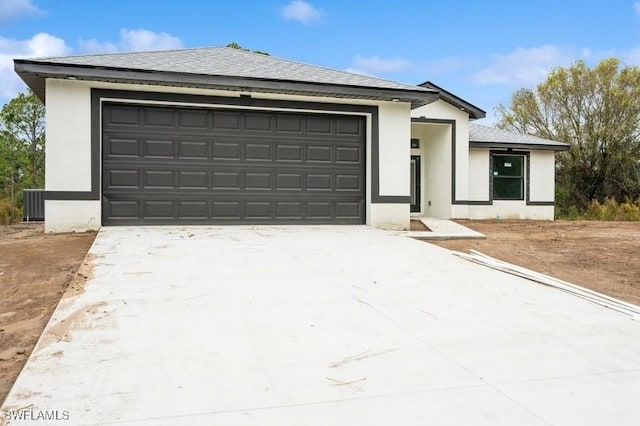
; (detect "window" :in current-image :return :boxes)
[492,154,524,200]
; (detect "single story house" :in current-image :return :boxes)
[14,47,568,232]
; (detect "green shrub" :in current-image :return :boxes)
[555,204,581,220]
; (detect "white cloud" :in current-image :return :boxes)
[344,68,374,77]
[474,45,575,86]
[423,56,467,77]
[0,28,183,102]
[118,29,183,51]
[78,29,184,54]
[77,38,119,54]
[351,54,412,75]
[0,33,70,99]
[282,0,323,24]
[622,46,640,65]
[0,0,43,25]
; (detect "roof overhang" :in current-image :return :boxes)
[469,141,570,151]
[15,60,439,108]
[418,81,486,120]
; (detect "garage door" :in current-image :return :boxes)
[102,103,365,225]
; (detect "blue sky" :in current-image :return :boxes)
[1,0,640,124]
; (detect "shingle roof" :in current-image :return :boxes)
[14,46,438,106]
[469,123,569,151]
[30,47,422,91]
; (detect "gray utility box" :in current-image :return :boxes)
[23,189,45,221]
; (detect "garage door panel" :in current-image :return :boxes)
[212,171,242,189]
[336,146,361,163]
[213,111,241,130]
[102,104,365,225]
[106,169,139,189]
[245,172,272,190]
[307,201,331,218]
[276,173,303,190]
[276,201,303,218]
[178,140,209,159]
[144,140,175,159]
[212,141,241,160]
[245,143,272,161]
[276,145,303,162]
[107,105,140,127]
[336,117,363,135]
[143,200,175,219]
[307,174,331,191]
[177,201,209,219]
[245,201,271,218]
[307,146,332,162]
[245,113,272,131]
[336,201,364,219]
[144,109,175,128]
[178,110,209,129]
[143,170,174,189]
[212,201,241,219]
[106,138,139,158]
[336,174,362,191]
[177,171,209,189]
[276,115,304,133]
[307,116,332,134]
[107,199,139,219]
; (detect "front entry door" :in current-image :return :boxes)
[410,155,421,213]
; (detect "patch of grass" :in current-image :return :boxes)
[0,199,21,225]
[558,198,640,221]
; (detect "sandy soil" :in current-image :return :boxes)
[430,220,640,306]
[0,224,95,405]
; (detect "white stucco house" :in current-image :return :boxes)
[14,47,568,233]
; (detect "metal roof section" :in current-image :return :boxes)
[418,81,486,120]
[14,46,438,107]
[469,123,569,151]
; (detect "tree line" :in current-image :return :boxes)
[0,90,45,223]
[496,58,640,216]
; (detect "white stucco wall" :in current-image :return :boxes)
[46,80,92,191]
[45,80,99,232]
[377,103,411,197]
[468,148,490,201]
[369,204,409,230]
[529,151,556,202]
[45,200,101,233]
[468,203,554,220]
[374,102,411,229]
[43,79,411,232]
[462,148,556,220]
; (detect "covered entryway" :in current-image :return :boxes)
[102,103,365,225]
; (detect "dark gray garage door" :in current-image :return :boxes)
[102,103,365,225]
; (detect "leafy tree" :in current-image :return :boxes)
[496,58,640,212]
[225,42,269,56]
[0,90,45,221]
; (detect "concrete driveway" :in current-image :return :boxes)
[2,226,640,425]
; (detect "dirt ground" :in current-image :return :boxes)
[0,224,95,405]
[430,220,640,306]
[0,221,639,406]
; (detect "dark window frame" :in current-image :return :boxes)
[491,152,526,201]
